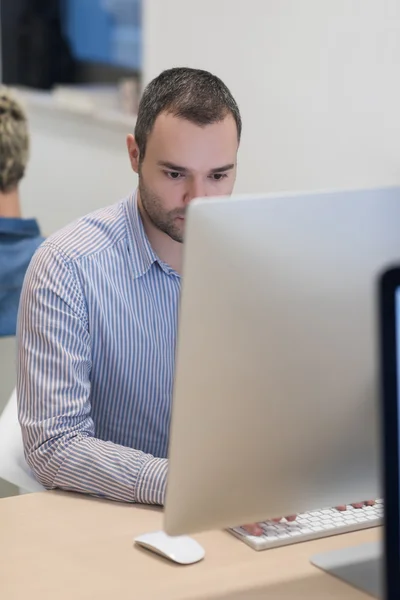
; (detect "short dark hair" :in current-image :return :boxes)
[134,67,241,161]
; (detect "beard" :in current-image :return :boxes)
[138,175,186,244]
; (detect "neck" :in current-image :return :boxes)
[137,192,183,274]
[0,188,22,218]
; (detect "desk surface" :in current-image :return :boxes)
[0,492,379,600]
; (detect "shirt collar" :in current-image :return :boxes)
[125,191,179,279]
[0,217,41,238]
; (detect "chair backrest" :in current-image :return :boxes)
[0,388,45,492]
[0,336,16,416]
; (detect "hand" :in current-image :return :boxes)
[241,514,297,536]
[241,500,376,536]
[335,500,376,511]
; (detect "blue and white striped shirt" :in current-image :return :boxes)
[17,192,181,504]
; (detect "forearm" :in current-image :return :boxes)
[26,431,168,504]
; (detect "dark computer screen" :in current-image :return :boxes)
[381,270,400,599]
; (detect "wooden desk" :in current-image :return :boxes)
[0,492,379,599]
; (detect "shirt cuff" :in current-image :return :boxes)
[135,457,168,505]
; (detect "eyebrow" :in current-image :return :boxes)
[158,161,235,174]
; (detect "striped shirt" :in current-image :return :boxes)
[17,192,181,504]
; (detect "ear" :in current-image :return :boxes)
[127,134,140,174]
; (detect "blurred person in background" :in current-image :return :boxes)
[0,87,44,337]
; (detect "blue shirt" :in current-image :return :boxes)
[0,217,43,337]
[17,193,180,504]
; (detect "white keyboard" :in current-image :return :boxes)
[229,499,383,551]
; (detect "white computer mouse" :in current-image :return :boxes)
[134,530,205,565]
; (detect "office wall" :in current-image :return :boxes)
[143,0,400,194]
[18,95,137,235]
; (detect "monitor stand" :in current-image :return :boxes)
[310,542,382,598]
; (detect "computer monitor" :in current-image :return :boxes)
[379,267,400,600]
[309,261,400,598]
[165,186,400,538]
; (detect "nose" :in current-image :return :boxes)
[183,179,207,205]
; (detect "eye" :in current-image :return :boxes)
[210,173,228,181]
[165,171,184,180]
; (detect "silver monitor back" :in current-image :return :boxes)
[165,186,400,536]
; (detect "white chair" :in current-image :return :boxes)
[0,388,45,492]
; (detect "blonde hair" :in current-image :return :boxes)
[0,87,29,193]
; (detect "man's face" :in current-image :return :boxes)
[128,112,238,243]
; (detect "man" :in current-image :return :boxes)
[17,67,240,505]
[17,67,371,533]
[0,87,44,337]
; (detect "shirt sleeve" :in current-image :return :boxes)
[17,243,168,505]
